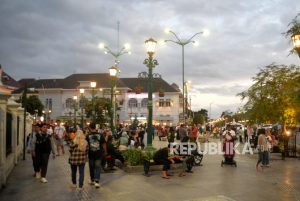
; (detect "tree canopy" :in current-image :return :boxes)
[238,63,300,127]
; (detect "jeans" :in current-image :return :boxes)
[36,153,50,177]
[89,159,101,183]
[257,150,268,166]
[71,164,85,188]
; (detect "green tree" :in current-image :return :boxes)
[238,63,300,131]
[193,109,208,124]
[82,96,111,125]
[26,95,44,115]
[17,93,44,116]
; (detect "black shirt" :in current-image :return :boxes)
[86,131,106,160]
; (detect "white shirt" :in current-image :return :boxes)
[222,130,236,140]
[54,125,66,139]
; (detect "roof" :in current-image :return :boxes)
[1,70,20,89]
[18,79,36,87]
[120,78,178,93]
[12,73,178,94]
[62,73,127,89]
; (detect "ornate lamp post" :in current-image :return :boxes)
[109,66,118,133]
[165,29,207,124]
[99,43,131,66]
[90,81,97,123]
[79,88,85,130]
[291,33,300,57]
[143,38,159,147]
[73,95,78,128]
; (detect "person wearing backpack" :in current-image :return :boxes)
[86,123,107,188]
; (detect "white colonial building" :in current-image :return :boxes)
[13,73,184,126]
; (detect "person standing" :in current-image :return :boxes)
[26,124,40,178]
[32,124,56,183]
[179,124,188,142]
[256,128,268,171]
[86,123,107,188]
[54,120,66,156]
[265,128,272,167]
[69,130,88,190]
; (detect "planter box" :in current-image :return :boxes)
[123,163,184,173]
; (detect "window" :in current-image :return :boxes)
[65,98,73,109]
[45,98,53,109]
[159,99,164,107]
[141,98,148,107]
[128,98,138,108]
[165,99,171,107]
[17,116,20,145]
[6,113,12,156]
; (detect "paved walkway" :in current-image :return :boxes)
[0,137,300,201]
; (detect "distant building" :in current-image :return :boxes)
[13,73,183,125]
[0,65,20,93]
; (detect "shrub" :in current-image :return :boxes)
[123,149,144,166]
[122,148,157,166]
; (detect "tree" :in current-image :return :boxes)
[25,95,44,115]
[238,63,300,131]
[193,109,208,124]
[17,93,44,116]
[82,96,111,126]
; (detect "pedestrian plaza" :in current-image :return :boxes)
[0,138,299,201]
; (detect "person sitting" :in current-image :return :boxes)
[119,129,129,151]
[104,135,125,170]
[153,147,186,179]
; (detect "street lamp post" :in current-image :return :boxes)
[144,38,159,147]
[90,81,97,123]
[73,95,78,128]
[79,89,85,130]
[109,66,118,133]
[291,33,300,57]
[99,43,131,66]
[165,29,206,124]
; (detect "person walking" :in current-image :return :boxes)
[69,130,88,191]
[26,124,40,178]
[54,120,66,156]
[32,123,56,183]
[256,128,268,171]
[86,123,107,188]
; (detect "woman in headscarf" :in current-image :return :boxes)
[69,130,88,190]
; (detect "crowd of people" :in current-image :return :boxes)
[26,119,285,190]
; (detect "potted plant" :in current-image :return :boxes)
[158,88,165,97]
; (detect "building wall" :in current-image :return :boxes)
[0,96,32,189]
[35,88,180,125]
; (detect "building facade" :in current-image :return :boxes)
[0,80,32,189]
[13,73,183,126]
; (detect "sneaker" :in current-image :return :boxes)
[40,178,48,183]
[94,183,100,188]
[89,181,95,185]
[69,183,77,188]
[77,187,83,191]
[35,172,41,179]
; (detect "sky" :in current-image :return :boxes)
[0,0,299,118]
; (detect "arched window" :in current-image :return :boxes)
[141,98,148,107]
[65,98,73,109]
[128,98,138,108]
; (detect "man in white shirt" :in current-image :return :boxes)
[54,120,66,155]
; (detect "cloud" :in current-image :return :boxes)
[1,0,299,118]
